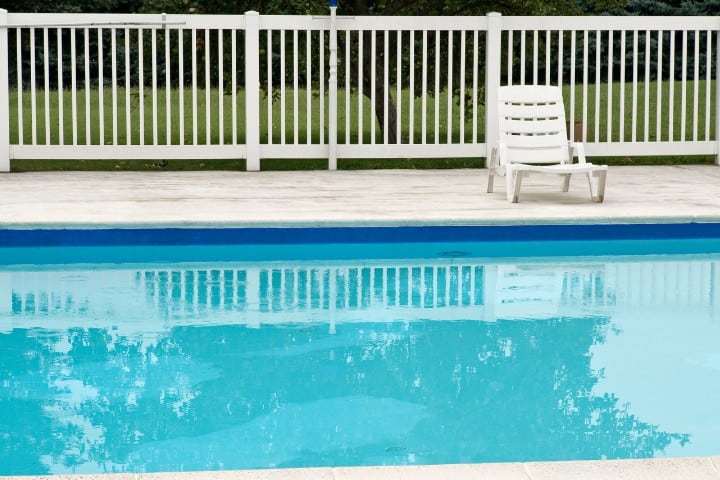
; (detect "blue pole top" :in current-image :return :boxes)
[329,0,337,7]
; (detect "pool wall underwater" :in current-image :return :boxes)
[2,222,720,265]
[4,222,720,246]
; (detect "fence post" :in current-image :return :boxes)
[244,11,261,171]
[327,1,338,170]
[0,9,10,172]
[484,12,502,169]
[716,21,720,166]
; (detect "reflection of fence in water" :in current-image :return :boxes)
[4,259,719,327]
[257,265,485,312]
[611,260,718,308]
[10,285,90,316]
[139,269,248,318]
[7,271,98,317]
[138,264,488,323]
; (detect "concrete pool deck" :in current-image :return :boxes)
[2,164,720,480]
[1,165,720,227]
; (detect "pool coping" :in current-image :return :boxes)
[3,166,720,230]
[3,458,720,480]
[4,215,720,230]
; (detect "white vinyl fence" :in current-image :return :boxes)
[1,10,719,172]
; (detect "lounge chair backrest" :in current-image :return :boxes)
[498,85,571,165]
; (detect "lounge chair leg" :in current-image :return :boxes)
[594,170,607,203]
[562,174,571,192]
[587,170,607,203]
[511,171,523,203]
[505,169,513,202]
[586,172,594,199]
[487,146,498,193]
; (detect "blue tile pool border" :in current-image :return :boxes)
[2,222,720,247]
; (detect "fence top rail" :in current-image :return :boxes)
[5,12,246,29]
[4,12,719,32]
[503,15,720,31]
[3,20,186,28]
[261,14,489,31]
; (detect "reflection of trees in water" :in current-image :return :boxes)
[0,316,688,474]
[0,331,59,475]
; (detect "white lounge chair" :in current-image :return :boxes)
[487,85,608,203]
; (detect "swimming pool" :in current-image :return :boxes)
[1,224,720,475]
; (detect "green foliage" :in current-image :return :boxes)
[592,0,720,15]
[4,0,144,13]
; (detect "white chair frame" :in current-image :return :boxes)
[487,85,608,203]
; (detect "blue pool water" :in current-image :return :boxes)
[1,225,720,475]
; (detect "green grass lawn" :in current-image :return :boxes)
[7,80,717,171]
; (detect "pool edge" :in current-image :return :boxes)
[3,457,719,480]
[4,214,720,230]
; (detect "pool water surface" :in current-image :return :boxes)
[2,234,720,475]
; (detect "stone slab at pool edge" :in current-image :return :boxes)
[1,458,720,480]
[2,166,720,227]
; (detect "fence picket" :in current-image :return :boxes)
[644,30,650,142]
[460,31,465,144]
[111,28,117,146]
[218,29,223,146]
[632,30,638,142]
[669,31,675,141]
[0,9,7,170]
[139,28,145,145]
[472,30,478,144]
[681,30,688,141]
[43,28,49,145]
[421,30,427,145]
[657,31,662,142]
[57,28,63,145]
[166,23,171,145]
[191,28,196,145]
[693,30,699,142]
[434,30,440,144]
[16,28,23,145]
[706,31,711,142]
[607,31,613,142]
[152,27,157,145]
[306,30,312,145]
[204,28,210,145]
[384,30,389,145]
[370,29,375,144]
[357,30,362,145]
[178,29,184,146]
[446,30,452,144]
[293,29,298,145]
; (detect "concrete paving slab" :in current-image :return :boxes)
[139,468,334,480]
[1,166,720,228]
[333,463,530,480]
[0,476,140,480]
[524,457,720,480]
[0,471,335,480]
